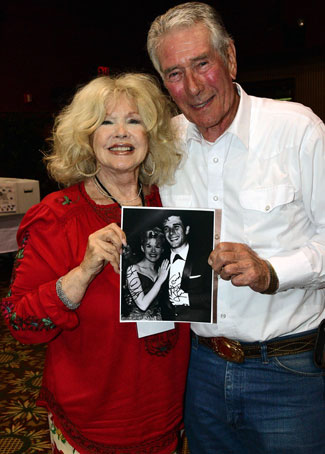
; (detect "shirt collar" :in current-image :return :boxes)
[170,243,189,262]
[185,83,251,150]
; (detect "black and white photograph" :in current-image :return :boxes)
[121,207,215,323]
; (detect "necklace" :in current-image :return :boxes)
[93,175,145,208]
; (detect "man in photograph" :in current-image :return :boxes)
[160,212,212,322]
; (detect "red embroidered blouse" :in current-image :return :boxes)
[1,182,190,454]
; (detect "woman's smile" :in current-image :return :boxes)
[93,94,148,174]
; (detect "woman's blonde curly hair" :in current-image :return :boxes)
[45,73,182,187]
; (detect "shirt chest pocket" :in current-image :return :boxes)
[238,184,296,250]
[239,184,295,213]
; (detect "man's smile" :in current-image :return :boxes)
[191,95,215,110]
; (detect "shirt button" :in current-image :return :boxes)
[265,205,271,211]
[213,157,219,163]
[215,234,220,240]
[213,195,219,201]
[220,313,226,319]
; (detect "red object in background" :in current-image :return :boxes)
[24,93,32,103]
[97,66,109,75]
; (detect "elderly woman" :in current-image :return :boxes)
[1,73,190,454]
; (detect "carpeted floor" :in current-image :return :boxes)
[0,253,190,454]
[0,253,51,454]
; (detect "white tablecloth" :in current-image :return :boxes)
[0,214,24,253]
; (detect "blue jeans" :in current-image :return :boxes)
[185,332,325,454]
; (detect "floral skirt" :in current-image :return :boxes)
[48,413,179,454]
[49,413,79,454]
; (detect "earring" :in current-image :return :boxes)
[76,160,99,178]
[142,153,156,177]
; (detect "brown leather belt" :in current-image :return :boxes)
[192,332,317,363]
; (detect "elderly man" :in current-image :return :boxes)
[147,2,325,454]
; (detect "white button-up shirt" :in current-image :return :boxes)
[169,244,190,306]
[160,84,325,341]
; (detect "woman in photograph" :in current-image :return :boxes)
[124,227,169,320]
[1,73,190,454]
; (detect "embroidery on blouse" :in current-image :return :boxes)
[1,301,56,331]
[40,388,179,454]
[0,231,56,331]
[78,183,122,225]
[56,195,79,206]
[78,182,161,226]
[7,233,29,296]
[144,326,179,356]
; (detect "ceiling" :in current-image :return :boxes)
[0,0,323,110]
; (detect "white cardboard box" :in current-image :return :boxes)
[0,177,40,215]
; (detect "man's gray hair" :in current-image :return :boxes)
[147,2,233,76]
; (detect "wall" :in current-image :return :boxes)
[238,57,325,121]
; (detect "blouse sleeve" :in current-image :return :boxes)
[1,202,79,344]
